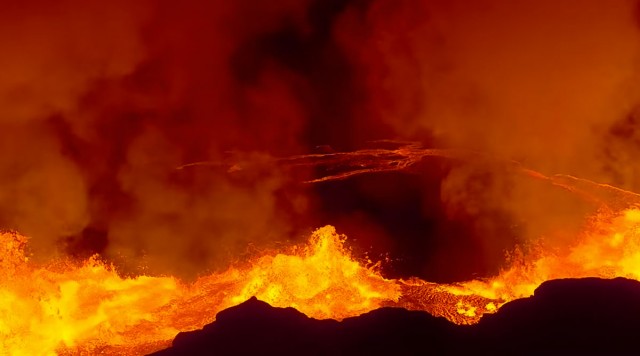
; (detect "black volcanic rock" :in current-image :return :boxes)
[474,277,640,355]
[151,278,640,356]
[157,297,339,355]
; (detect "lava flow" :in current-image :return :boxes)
[0,225,400,355]
[4,145,640,354]
[2,205,640,354]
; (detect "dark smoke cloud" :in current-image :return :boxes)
[337,0,640,177]
[5,0,640,281]
[0,0,350,277]
[333,0,640,272]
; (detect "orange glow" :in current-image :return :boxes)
[452,207,640,302]
[5,143,640,353]
[393,205,640,325]
[0,226,399,355]
[3,1,640,354]
[3,204,640,354]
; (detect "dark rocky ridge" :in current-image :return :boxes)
[150,277,640,355]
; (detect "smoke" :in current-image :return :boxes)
[100,0,319,276]
[0,0,326,276]
[338,0,640,175]
[334,0,640,270]
[0,1,145,255]
[5,0,640,280]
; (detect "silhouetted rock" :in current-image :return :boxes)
[150,278,640,355]
[473,277,640,355]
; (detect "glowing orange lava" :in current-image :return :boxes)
[3,205,640,354]
[0,226,399,355]
[426,207,640,321]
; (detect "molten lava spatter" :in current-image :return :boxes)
[0,230,182,355]
[3,145,640,353]
[4,204,640,354]
[0,226,400,355]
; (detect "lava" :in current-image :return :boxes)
[6,145,640,355]
[3,203,640,354]
[0,226,399,355]
[2,1,639,354]
[4,146,640,354]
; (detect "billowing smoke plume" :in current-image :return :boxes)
[0,1,145,255]
[0,0,331,277]
[4,0,640,281]
[333,0,640,274]
[337,0,640,178]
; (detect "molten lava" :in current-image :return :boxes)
[0,226,399,355]
[4,145,640,354]
[3,203,640,354]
